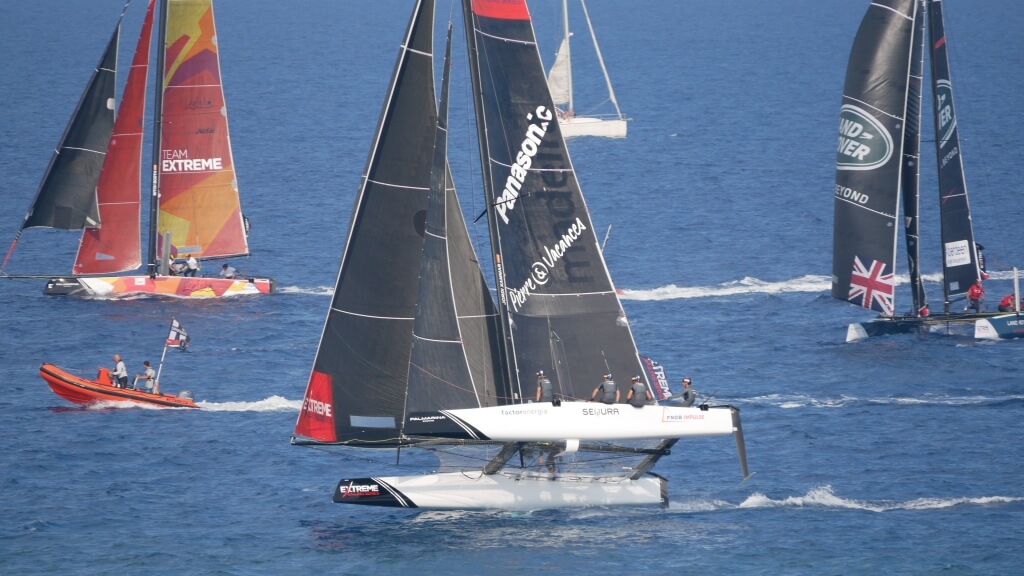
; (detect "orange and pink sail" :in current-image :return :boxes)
[157,0,248,261]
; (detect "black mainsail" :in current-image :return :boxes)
[927,0,981,306]
[462,0,648,402]
[833,0,918,316]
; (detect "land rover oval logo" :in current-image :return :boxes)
[934,79,957,148]
[836,104,893,171]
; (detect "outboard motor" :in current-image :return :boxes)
[177,390,194,400]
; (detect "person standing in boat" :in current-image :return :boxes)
[219,263,238,279]
[135,360,157,393]
[184,254,199,277]
[590,373,619,404]
[535,370,553,403]
[111,354,128,388]
[626,375,653,407]
[680,378,696,407]
[966,280,985,313]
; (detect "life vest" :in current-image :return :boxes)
[600,380,617,404]
[537,378,553,402]
[629,382,647,407]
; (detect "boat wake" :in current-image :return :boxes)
[197,395,302,412]
[617,275,830,301]
[617,270,1019,301]
[77,396,302,411]
[275,285,334,296]
[735,485,1024,512]
[744,393,1024,409]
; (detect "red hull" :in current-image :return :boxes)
[40,363,198,409]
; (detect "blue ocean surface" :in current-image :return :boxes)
[1,1,1022,574]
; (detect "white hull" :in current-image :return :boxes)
[559,116,627,139]
[975,314,1024,340]
[335,471,666,510]
[411,401,735,442]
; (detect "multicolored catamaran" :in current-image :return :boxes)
[2,0,273,298]
[832,0,998,340]
[292,0,748,511]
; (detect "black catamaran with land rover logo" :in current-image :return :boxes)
[833,0,1002,341]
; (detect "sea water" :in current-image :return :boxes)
[1,1,1022,574]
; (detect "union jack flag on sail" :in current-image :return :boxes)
[849,255,894,314]
[166,318,190,350]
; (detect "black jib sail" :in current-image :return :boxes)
[20,17,121,232]
[295,0,443,445]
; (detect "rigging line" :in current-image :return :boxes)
[842,95,906,121]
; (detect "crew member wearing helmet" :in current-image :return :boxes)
[680,377,696,407]
[626,375,653,408]
[590,373,619,404]
[535,370,554,403]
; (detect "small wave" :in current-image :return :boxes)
[274,285,334,296]
[737,485,1024,512]
[197,395,302,412]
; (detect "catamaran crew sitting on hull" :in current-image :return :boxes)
[997,294,1021,313]
[626,375,653,407]
[590,373,618,404]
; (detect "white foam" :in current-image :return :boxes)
[736,485,1024,512]
[196,395,302,412]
